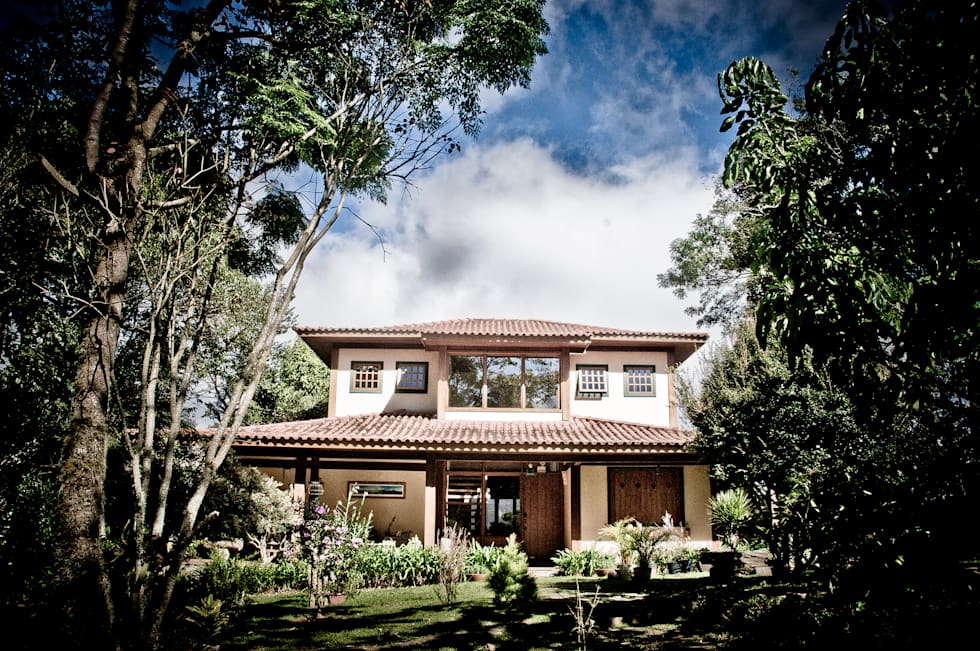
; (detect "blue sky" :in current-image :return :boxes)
[290,0,852,363]
[3,0,852,366]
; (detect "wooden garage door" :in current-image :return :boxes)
[608,467,683,525]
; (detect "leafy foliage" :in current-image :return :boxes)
[0,1,550,646]
[668,0,980,590]
[550,547,616,577]
[465,539,503,574]
[707,488,755,552]
[683,322,874,576]
[246,338,330,425]
[486,534,537,612]
[358,538,439,589]
[298,495,373,610]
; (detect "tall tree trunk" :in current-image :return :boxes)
[51,1,227,645]
[55,223,133,649]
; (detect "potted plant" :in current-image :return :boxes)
[598,517,640,580]
[681,546,707,573]
[465,540,497,580]
[593,551,618,577]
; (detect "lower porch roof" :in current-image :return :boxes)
[230,413,696,458]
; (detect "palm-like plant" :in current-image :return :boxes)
[707,488,754,551]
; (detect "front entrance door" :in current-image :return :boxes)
[520,472,564,561]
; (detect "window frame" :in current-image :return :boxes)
[395,361,429,394]
[623,364,656,397]
[448,353,560,411]
[575,364,608,399]
[350,360,383,393]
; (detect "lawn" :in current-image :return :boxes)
[221,574,724,651]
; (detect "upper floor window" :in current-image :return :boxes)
[449,355,559,409]
[576,365,608,399]
[624,365,656,396]
[350,361,382,393]
[396,361,429,393]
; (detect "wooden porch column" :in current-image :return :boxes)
[427,457,447,546]
[570,465,581,542]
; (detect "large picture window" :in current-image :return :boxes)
[449,354,559,410]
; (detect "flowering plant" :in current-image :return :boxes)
[298,494,372,610]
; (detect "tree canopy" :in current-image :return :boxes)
[667,0,980,589]
[0,1,549,648]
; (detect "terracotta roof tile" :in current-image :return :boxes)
[230,414,694,455]
[295,317,707,341]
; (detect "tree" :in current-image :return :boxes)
[1,1,549,648]
[682,321,870,578]
[658,183,760,331]
[246,337,331,425]
[667,0,980,583]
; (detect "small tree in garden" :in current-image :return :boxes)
[487,534,537,612]
[246,472,300,564]
[298,495,372,613]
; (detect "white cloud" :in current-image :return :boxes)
[291,138,714,336]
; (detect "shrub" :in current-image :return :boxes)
[183,594,232,649]
[436,525,469,603]
[466,540,502,574]
[181,552,273,608]
[359,538,440,589]
[551,548,613,576]
[487,534,537,612]
[359,543,401,589]
[298,495,372,611]
[708,488,755,551]
[394,537,440,586]
[267,555,308,591]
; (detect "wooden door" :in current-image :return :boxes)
[608,467,683,525]
[520,472,564,561]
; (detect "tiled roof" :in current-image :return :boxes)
[231,414,694,455]
[294,317,707,342]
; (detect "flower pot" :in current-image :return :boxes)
[467,572,489,581]
[700,551,740,581]
[594,567,616,577]
[327,593,346,605]
[668,561,684,574]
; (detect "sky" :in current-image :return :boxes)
[284,0,853,362]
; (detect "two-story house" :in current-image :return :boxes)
[232,318,711,561]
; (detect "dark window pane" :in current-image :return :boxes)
[486,356,521,408]
[525,357,559,408]
[449,355,483,407]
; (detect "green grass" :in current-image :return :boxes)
[221,574,719,651]
[219,567,980,650]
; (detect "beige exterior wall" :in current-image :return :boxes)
[333,348,439,417]
[443,410,563,422]
[572,464,714,553]
[333,347,674,425]
[683,465,713,543]
[568,350,672,425]
[578,465,609,542]
[312,468,428,543]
